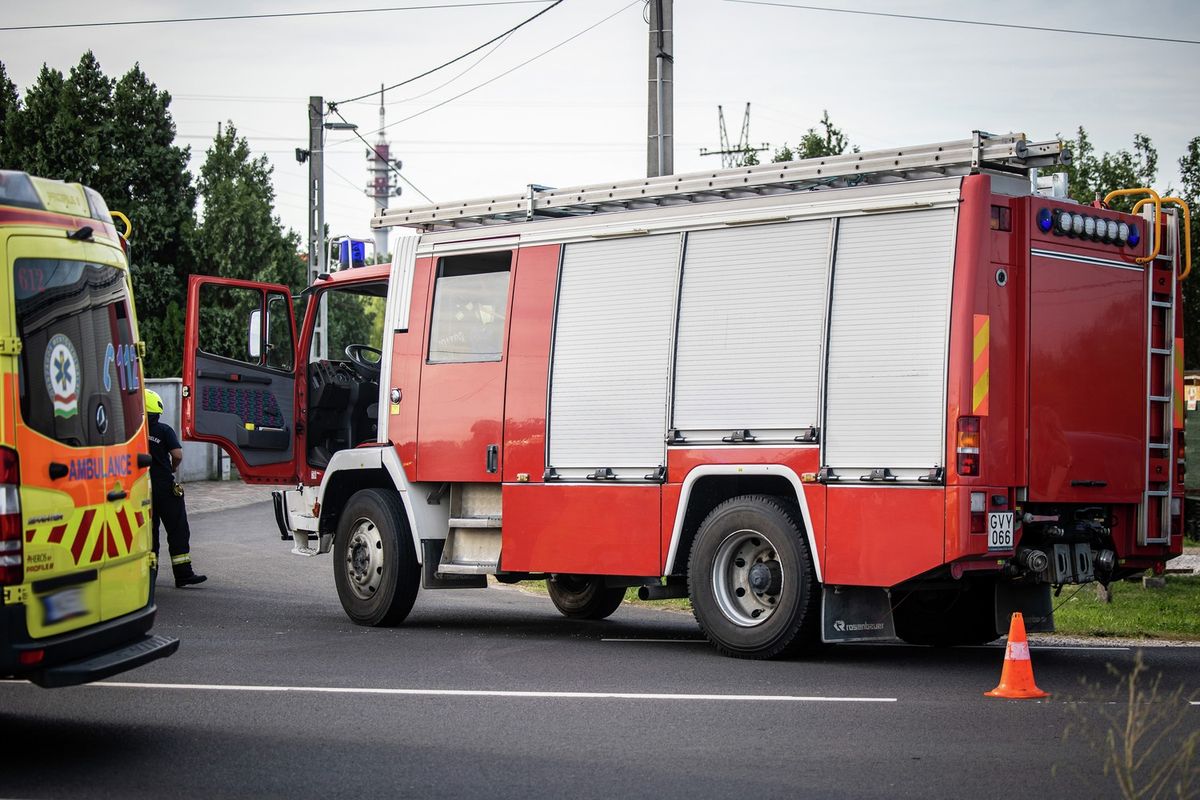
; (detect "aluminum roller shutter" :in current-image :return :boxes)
[823,208,957,476]
[548,235,681,476]
[673,221,832,436]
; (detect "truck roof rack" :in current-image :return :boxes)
[371,130,1070,232]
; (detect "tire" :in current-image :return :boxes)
[892,581,999,647]
[546,575,626,620]
[333,489,420,627]
[688,495,820,659]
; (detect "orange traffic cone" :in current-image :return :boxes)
[984,612,1049,699]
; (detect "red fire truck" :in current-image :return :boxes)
[182,132,1190,659]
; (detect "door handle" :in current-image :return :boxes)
[486,444,499,474]
[49,462,69,480]
[106,488,128,502]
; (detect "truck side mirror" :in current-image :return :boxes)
[248,309,262,360]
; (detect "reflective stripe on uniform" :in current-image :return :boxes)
[171,554,192,565]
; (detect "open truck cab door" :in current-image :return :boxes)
[183,276,299,484]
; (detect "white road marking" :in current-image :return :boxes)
[601,637,707,643]
[94,681,896,703]
[960,645,1131,652]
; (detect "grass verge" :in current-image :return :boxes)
[517,575,1200,640]
[1052,575,1200,640]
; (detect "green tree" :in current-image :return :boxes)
[4,64,66,178]
[1054,127,1158,212]
[193,121,305,359]
[108,65,197,378]
[0,63,19,166]
[0,53,196,377]
[771,110,854,163]
[1179,137,1200,370]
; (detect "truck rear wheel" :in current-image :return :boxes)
[546,575,626,620]
[688,495,820,659]
[333,489,420,627]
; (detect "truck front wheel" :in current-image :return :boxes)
[333,489,420,627]
[688,495,820,659]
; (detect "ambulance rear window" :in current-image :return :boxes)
[13,259,145,447]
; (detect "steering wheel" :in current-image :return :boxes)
[344,344,383,379]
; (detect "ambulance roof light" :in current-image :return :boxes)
[0,171,43,211]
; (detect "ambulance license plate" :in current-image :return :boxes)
[988,512,1014,551]
[41,587,87,625]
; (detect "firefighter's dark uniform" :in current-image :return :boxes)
[148,413,207,587]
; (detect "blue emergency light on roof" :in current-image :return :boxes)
[1037,208,1053,233]
[1127,224,1140,247]
[338,239,367,268]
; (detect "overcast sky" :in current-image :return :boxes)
[2,0,1198,254]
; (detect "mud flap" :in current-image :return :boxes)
[822,586,897,643]
[995,581,1054,633]
[421,540,486,589]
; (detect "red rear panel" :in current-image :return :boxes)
[1027,246,1146,503]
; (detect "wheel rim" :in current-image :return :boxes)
[551,574,591,596]
[344,516,385,601]
[711,529,784,627]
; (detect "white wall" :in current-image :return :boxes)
[145,378,225,482]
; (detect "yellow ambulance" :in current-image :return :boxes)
[0,170,177,687]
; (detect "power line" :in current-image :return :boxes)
[726,1,1200,46]
[329,106,435,203]
[0,1,553,32]
[343,30,515,108]
[342,0,641,142]
[331,0,562,105]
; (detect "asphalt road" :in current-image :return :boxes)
[2,497,1197,799]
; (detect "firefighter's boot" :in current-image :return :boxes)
[173,561,207,588]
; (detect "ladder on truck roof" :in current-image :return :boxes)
[372,130,1070,232]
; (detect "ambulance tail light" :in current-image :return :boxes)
[956,416,981,476]
[0,447,22,586]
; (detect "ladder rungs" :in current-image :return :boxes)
[1146,490,1170,498]
[1149,443,1170,450]
[1150,395,1172,403]
[1150,347,1173,356]
[1151,300,1173,308]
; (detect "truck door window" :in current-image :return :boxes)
[428,252,511,364]
[318,285,387,360]
[266,294,295,371]
[196,282,293,371]
[13,258,144,446]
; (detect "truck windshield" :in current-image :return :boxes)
[13,258,144,447]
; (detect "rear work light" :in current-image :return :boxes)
[956,416,981,476]
[0,447,22,586]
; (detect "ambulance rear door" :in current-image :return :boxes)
[9,233,145,635]
[183,276,298,484]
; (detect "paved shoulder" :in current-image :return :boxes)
[182,479,278,515]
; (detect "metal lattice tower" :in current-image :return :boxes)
[365,84,403,259]
[699,103,768,168]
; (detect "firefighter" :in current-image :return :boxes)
[145,389,207,588]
